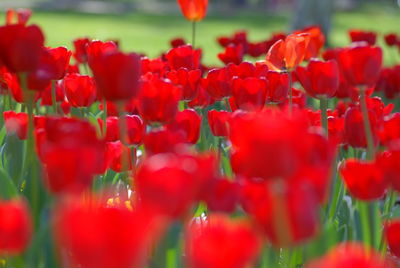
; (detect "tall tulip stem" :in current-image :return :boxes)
[192,21,196,48]
[102,99,107,138]
[320,97,328,137]
[359,88,375,160]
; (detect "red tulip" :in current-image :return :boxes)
[39,80,66,106]
[185,214,261,268]
[206,67,233,100]
[105,115,144,145]
[5,8,32,26]
[167,68,202,101]
[141,57,168,76]
[0,199,32,254]
[231,77,268,110]
[64,73,96,108]
[4,111,28,140]
[349,29,377,45]
[0,24,45,73]
[138,75,182,124]
[241,178,319,247]
[170,37,186,48]
[167,109,202,144]
[135,152,217,218]
[294,26,325,59]
[86,40,118,69]
[208,110,231,137]
[202,178,239,213]
[188,79,215,108]
[340,159,387,201]
[218,44,244,65]
[377,151,400,193]
[105,141,133,172]
[72,38,90,64]
[37,117,105,194]
[144,128,187,155]
[385,220,400,258]
[165,45,201,70]
[91,51,141,101]
[306,242,394,268]
[295,59,339,99]
[266,71,289,103]
[177,0,208,22]
[53,195,165,268]
[338,44,382,87]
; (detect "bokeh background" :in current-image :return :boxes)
[1,0,399,65]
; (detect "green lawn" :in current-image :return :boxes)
[2,5,400,65]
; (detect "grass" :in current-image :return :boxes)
[1,5,400,65]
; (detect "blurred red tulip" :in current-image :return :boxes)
[138,75,181,124]
[91,51,141,101]
[307,243,394,268]
[177,0,208,22]
[167,68,202,101]
[86,40,118,69]
[73,38,90,64]
[167,109,202,144]
[166,45,201,70]
[208,110,231,137]
[53,196,165,268]
[105,141,133,172]
[295,59,339,99]
[0,24,45,73]
[349,29,377,45]
[64,73,96,108]
[185,214,261,268]
[202,178,239,213]
[144,128,187,155]
[135,152,217,218]
[344,106,379,148]
[385,220,400,259]
[385,33,398,47]
[338,44,382,87]
[6,8,32,26]
[340,159,387,201]
[266,71,289,103]
[170,37,186,48]
[206,67,233,100]
[0,199,32,255]
[218,44,244,65]
[4,111,28,140]
[295,26,325,60]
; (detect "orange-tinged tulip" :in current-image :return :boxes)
[177,0,208,22]
[266,33,310,71]
[295,26,325,60]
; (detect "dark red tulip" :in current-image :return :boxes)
[338,44,382,87]
[4,111,28,140]
[232,77,268,110]
[144,128,187,155]
[206,67,233,100]
[377,151,400,193]
[340,159,387,201]
[73,38,90,64]
[208,110,231,137]
[138,75,181,124]
[227,62,256,79]
[165,45,201,70]
[37,117,105,194]
[349,29,377,45]
[266,71,289,103]
[0,24,45,73]
[135,152,217,218]
[167,109,202,144]
[0,199,32,254]
[39,80,66,106]
[86,40,118,69]
[385,33,398,47]
[185,214,261,268]
[91,51,141,101]
[64,73,96,108]
[218,44,244,65]
[188,79,215,108]
[385,220,400,259]
[241,179,319,247]
[167,68,202,101]
[105,115,144,146]
[170,37,186,48]
[306,242,394,268]
[53,195,165,268]
[295,59,339,99]
[177,0,208,22]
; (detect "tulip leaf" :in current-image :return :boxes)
[0,166,18,199]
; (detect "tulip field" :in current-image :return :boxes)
[2,0,400,267]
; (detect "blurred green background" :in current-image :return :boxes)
[1,0,399,65]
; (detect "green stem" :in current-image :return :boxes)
[357,201,372,247]
[320,97,328,137]
[102,99,107,138]
[51,80,57,114]
[359,88,375,160]
[192,21,196,48]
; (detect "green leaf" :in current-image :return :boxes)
[0,166,18,199]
